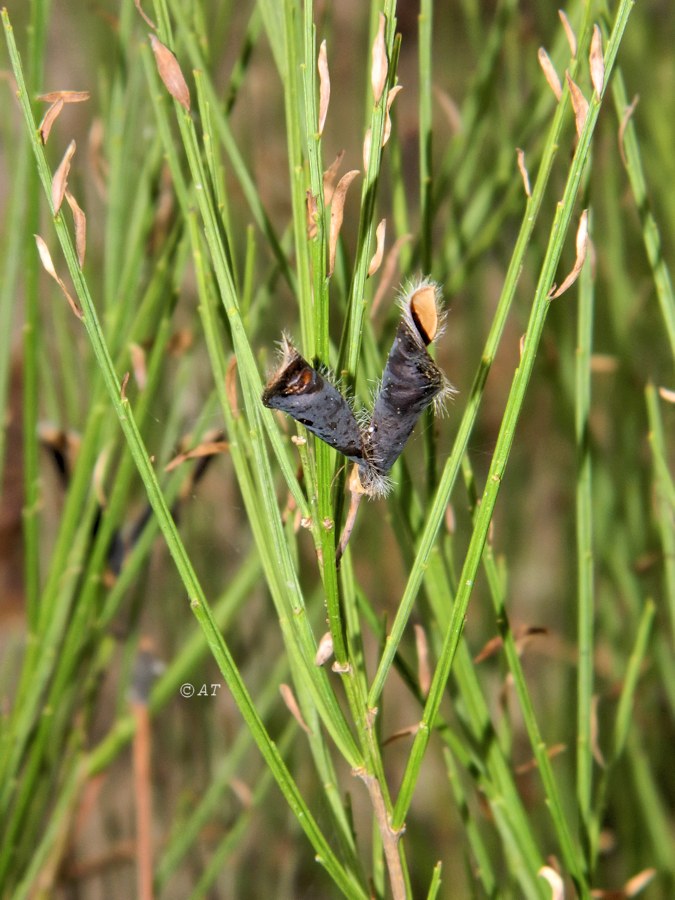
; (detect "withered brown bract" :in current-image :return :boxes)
[262,337,364,464]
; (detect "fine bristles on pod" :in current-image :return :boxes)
[262,277,453,500]
[361,278,453,492]
[262,336,364,464]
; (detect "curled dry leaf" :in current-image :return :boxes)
[51,139,76,214]
[370,233,412,317]
[371,12,388,104]
[558,9,577,58]
[566,72,589,138]
[589,24,604,97]
[38,90,91,103]
[414,624,431,697]
[134,0,156,29]
[474,635,503,664]
[322,149,345,205]
[149,35,190,112]
[618,93,639,167]
[92,448,109,507]
[433,85,462,133]
[279,684,312,734]
[624,868,656,897]
[537,48,562,101]
[306,190,319,240]
[328,169,359,276]
[658,385,675,404]
[589,353,618,374]
[317,39,330,136]
[516,147,531,197]
[164,439,229,472]
[381,723,420,746]
[367,218,386,276]
[515,743,567,775]
[549,209,589,299]
[444,502,456,535]
[382,84,402,146]
[226,355,239,417]
[129,342,148,390]
[538,865,565,900]
[314,631,334,666]
[88,118,108,199]
[120,372,130,401]
[34,234,83,319]
[38,98,64,144]
[65,190,87,267]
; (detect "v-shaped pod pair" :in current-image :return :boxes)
[262,279,453,496]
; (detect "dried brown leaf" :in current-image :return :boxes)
[516,147,531,197]
[433,85,462,133]
[537,48,562,100]
[134,0,156,29]
[367,218,386,277]
[414,625,431,697]
[589,24,604,97]
[624,868,656,897]
[65,190,87,267]
[322,149,345,205]
[93,449,109,507]
[559,9,577,58]
[314,632,334,666]
[381,723,420,746]
[52,140,76,214]
[129,342,148,390]
[328,169,359,276]
[444,502,456,535]
[38,90,90,104]
[149,35,190,112]
[590,354,618,374]
[618,94,639,167]
[229,778,253,809]
[226,355,239,418]
[516,743,567,775]
[474,635,504,664]
[306,190,319,240]
[164,440,230,472]
[317,39,330,136]
[566,72,589,137]
[370,233,412,317]
[382,84,402,146]
[549,209,589,298]
[539,865,565,900]
[88,118,108,199]
[279,684,312,734]
[371,12,388,103]
[38,98,64,144]
[658,385,675,404]
[34,234,83,319]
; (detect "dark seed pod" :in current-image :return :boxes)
[362,280,452,487]
[262,337,364,464]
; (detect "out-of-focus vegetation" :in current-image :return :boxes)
[1,0,674,897]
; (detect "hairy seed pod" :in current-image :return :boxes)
[363,280,450,480]
[262,337,364,464]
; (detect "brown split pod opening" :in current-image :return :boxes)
[409,284,438,345]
